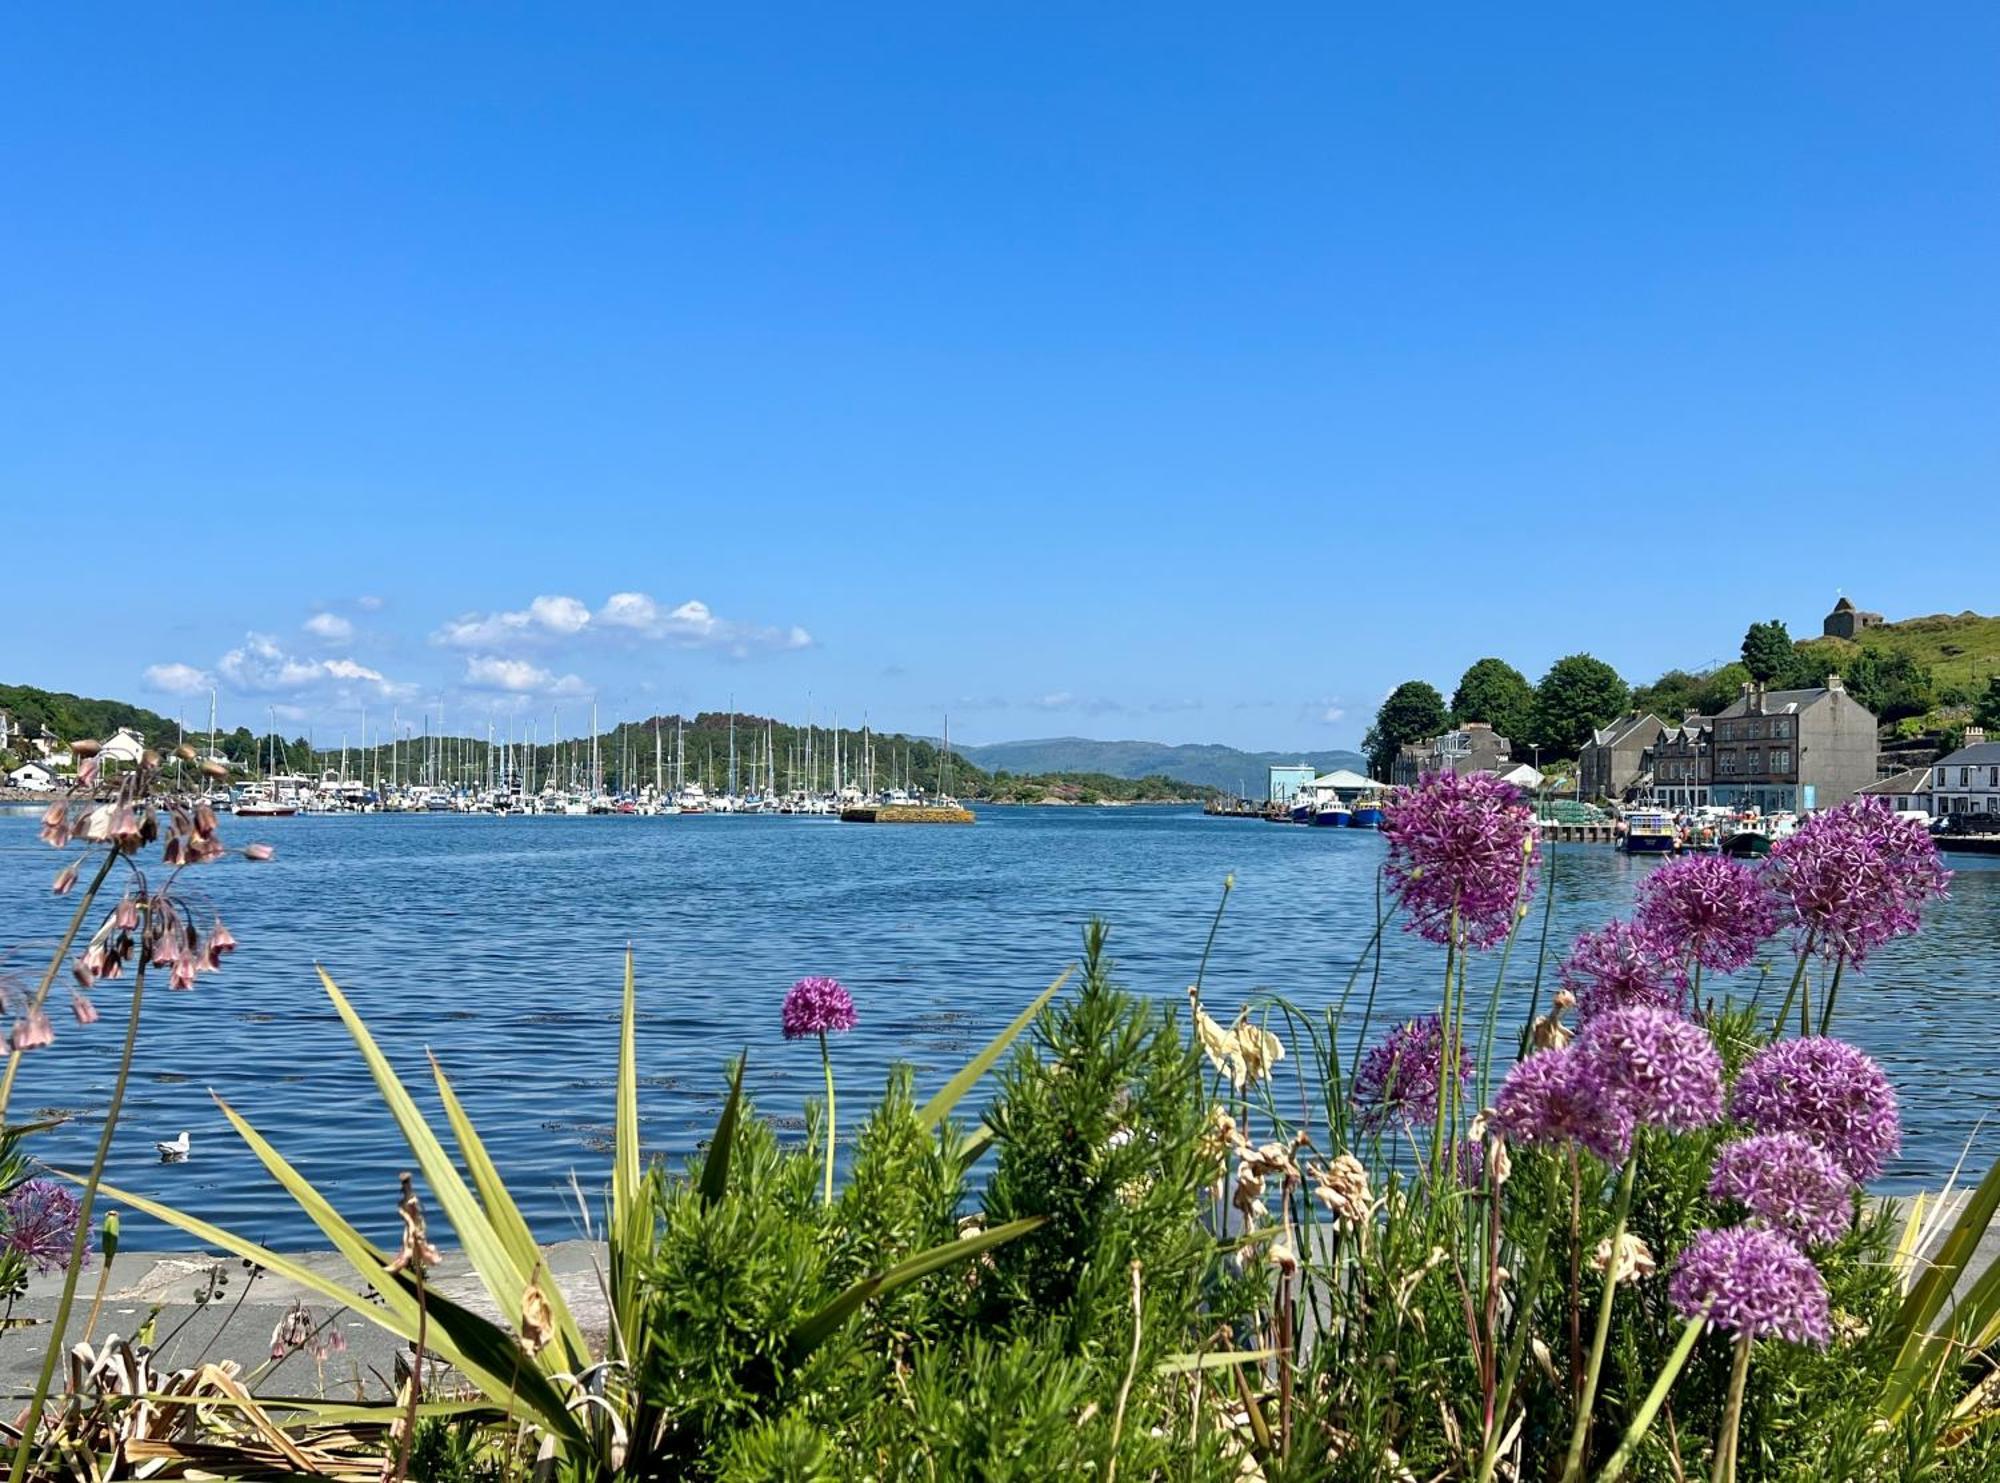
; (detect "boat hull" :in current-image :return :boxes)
[1721,832,1771,859]
[1622,834,1677,854]
[1347,807,1383,829]
[1310,809,1351,828]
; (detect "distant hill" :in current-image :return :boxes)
[956,737,1366,797]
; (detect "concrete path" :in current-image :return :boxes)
[0,1240,609,1402]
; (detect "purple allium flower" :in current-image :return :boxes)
[2,1180,88,1274]
[1352,1014,1472,1132]
[1560,920,1688,1026]
[1708,1133,1856,1248]
[1382,771,1539,950]
[1766,797,1950,966]
[1574,1005,1724,1132]
[1668,1225,1831,1346]
[1634,855,1779,975]
[1491,1046,1635,1164]
[1729,1037,1900,1182]
[781,976,858,1040]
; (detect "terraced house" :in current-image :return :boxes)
[1932,728,2000,817]
[1707,676,1878,814]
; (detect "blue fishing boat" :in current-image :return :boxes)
[1347,792,1385,829]
[1621,810,1678,853]
[1289,800,1314,824]
[1310,804,1351,827]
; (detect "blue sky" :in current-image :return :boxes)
[4,6,1992,751]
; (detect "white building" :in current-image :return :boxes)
[1932,729,2000,818]
[1858,765,1933,818]
[99,727,148,766]
[7,761,56,791]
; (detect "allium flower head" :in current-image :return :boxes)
[2,1180,88,1274]
[1766,796,1950,965]
[782,976,858,1039]
[1708,1133,1856,1248]
[1668,1225,1831,1345]
[1352,1014,1471,1132]
[1491,1046,1634,1164]
[1575,1005,1724,1132]
[1560,920,1688,1025]
[1382,771,1539,950]
[1634,855,1779,974]
[1729,1037,1900,1181]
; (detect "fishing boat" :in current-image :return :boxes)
[1347,793,1385,829]
[1310,802,1352,828]
[1288,798,1314,824]
[1621,810,1678,854]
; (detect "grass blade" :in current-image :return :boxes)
[1883,1151,2000,1419]
[917,968,1072,1130]
[614,946,641,1228]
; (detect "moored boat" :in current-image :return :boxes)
[1347,793,1385,828]
[1310,804,1351,828]
[1621,810,1678,853]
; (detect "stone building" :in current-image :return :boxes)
[1647,718,1714,810]
[1709,676,1878,813]
[1578,711,1665,803]
[1822,595,1885,640]
[1392,722,1512,786]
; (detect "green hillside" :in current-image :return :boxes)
[1796,611,2000,691]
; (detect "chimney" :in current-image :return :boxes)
[1825,673,1844,694]
[1968,726,1988,747]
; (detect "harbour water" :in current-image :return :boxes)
[1,807,1994,1249]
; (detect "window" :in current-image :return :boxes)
[1964,768,1973,787]
[1746,749,1762,772]
[1771,749,1791,772]
[1720,751,1738,775]
[1772,717,1791,738]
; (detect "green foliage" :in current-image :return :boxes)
[1976,674,2000,732]
[1364,679,1450,778]
[1451,657,1536,743]
[1742,620,1796,683]
[0,684,182,751]
[984,770,1216,804]
[1531,652,1631,757]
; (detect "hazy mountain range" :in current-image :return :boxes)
[955,737,1366,796]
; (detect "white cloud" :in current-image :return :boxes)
[303,612,354,642]
[216,633,402,698]
[355,595,385,612]
[463,655,590,696]
[1321,705,1346,724]
[143,662,214,696]
[434,591,812,658]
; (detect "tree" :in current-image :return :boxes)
[1976,675,2000,733]
[1363,680,1449,779]
[1740,620,1795,683]
[1531,654,1630,759]
[1450,658,1535,743]
[1631,668,1708,722]
[1693,663,1753,717]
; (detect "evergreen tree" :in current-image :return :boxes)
[1740,620,1796,683]
[1449,658,1535,743]
[1530,654,1630,758]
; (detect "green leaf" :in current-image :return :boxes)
[1882,1152,2000,1419]
[432,1054,590,1370]
[315,966,538,1370]
[1156,1349,1277,1375]
[699,1052,747,1209]
[916,968,1072,1130]
[787,1216,1043,1364]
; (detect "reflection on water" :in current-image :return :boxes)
[0,808,1993,1247]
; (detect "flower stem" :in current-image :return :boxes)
[1561,1148,1641,1483]
[9,930,147,1483]
[1711,1332,1752,1483]
[819,1029,836,1206]
[1816,953,1847,1037]
[0,848,117,1127]
[1770,941,1812,1041]
[1476,1164,1558,1483]
[1598,1312,1708,1483]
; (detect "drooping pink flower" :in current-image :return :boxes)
[1352,1014,1472,1132]
[1729,1037,1900,1182]
[1560,920,1687,1025]
[782,976,857,1039]
[38,801,72,849]
[1382,771,1539,950]
[1491,1045,1635,1164]
[51,861,80,896]
[1635,855,1779,974]
[1766,797,1950,965]
[242,843,275,862]
[1574,1005,1724,1132]
[9,1012,55,1053]
[70,994,99,1026]
[1668,1225,1830,1345]
[1708,1133,1855,1248]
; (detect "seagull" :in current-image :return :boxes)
[156,1131,190,1163]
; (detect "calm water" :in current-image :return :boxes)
[1,807,1994,1249]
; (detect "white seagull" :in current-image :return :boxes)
[156,1131,190,1163]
